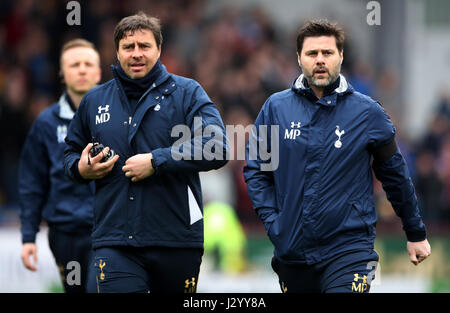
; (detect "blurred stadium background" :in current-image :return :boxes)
[0,0,449,292]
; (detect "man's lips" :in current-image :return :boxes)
[314,68,328,75]
[130,63,145,70]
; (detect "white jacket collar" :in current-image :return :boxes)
[58,94,75,120]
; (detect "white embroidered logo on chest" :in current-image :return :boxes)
[334,125,345,148]
[96,105,110,124]
[56,125,67,143]
[284,121,301,140]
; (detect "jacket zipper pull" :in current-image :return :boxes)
[129,116,132,124]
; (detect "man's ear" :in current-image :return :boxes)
[297,52,302,68]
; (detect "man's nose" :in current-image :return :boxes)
[132,46,143,58]
[79,63,87,73]
[316,52,325,64]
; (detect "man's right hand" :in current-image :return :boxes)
[78,143,120,180]
[21,243,38,271]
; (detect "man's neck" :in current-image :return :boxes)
[66,89,84,109]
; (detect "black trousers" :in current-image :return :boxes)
[271,249,379,293]
[89,246,203,293]
[48,227,93,293]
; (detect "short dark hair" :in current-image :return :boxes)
[296,19,345,54]
[113,12,163,50]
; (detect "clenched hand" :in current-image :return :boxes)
[122,153,155,182]
[407,239,431,266]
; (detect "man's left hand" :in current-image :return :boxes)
[407,239,431,266]
[122,153,155,182]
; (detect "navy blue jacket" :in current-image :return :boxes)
[19,94,95,243]
[64,64,228,249]
[243,74,426,265]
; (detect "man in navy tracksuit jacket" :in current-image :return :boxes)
[19,39,101,292]
[64,13,228,293]
[244,20,431,293]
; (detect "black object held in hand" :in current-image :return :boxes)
[89,142,116,163]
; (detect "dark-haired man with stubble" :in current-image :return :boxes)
[64,13,228,293]
[244,20,430,293]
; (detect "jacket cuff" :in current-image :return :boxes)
[402,217,427,242]
[405,230,427,242]
[150,152,159,176]
[22,234,36,244]
[71,159,91,184]
[151,148,169,171]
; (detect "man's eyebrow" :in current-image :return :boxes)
[305,49,335,53]
[122,42,152,47]
[138,42,152,47]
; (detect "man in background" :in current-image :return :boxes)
[19,39,101,293]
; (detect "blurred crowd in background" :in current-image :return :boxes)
[0,0,449,235]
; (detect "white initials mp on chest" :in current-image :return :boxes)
[284,121,301,140]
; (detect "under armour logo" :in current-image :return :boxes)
[354,273,367,284]
[98,105,109,114]
[185,277,196,288]
[290,121,301,128]
[184,277,197,293]
[334,125,345,148]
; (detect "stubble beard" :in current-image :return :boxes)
[304,62,341,88]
